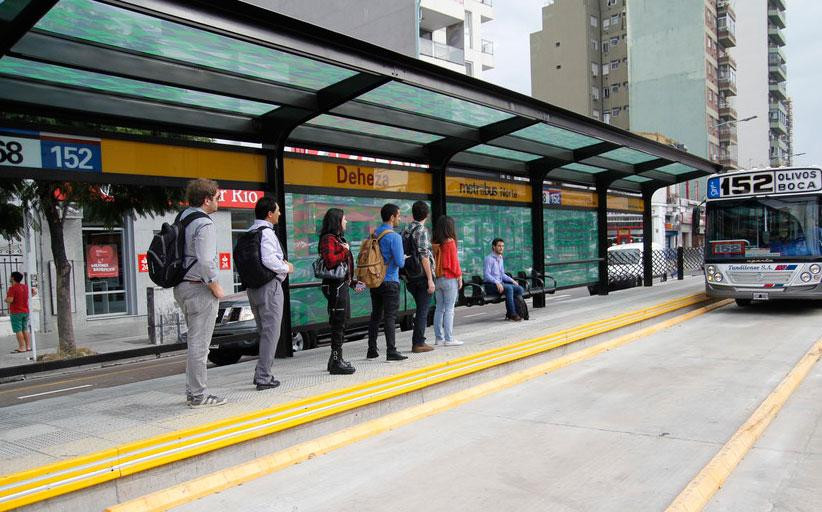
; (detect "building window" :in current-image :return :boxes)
[608,0,618,6]
[611,14,620,25]
[610,60,619,70]
[592,109,601,119]
[592,86,600,100]
[465,61,474,75]
[591,39,598,50]
[602,64,609,75]
[603,112,611,124]
[610,36,619,46]
[603,18,610,29]
[602,41,610,53]
[592,62,599,76]
[83,220,128,316]
[612,107,621,116]
[603,87,610,98]
[611,84,620,93]
[591,16,598,27]
[464,11,473,49]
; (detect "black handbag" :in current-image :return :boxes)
[312,257,348,280]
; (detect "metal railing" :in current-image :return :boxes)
[606,247,704,286]
[0,239,24,316]
[418,38,465,65]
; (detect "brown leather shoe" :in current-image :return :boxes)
[508,315,522,322]
[411,343,434,353]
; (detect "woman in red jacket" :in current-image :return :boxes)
[319,208,364,374]
[432,215,463,346]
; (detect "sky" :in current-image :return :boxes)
[479,0,820,168]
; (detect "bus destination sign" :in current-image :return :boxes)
[708,169,822,199]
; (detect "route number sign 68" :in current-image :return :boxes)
[0,134,102,172]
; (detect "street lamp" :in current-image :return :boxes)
[716,115,757,128]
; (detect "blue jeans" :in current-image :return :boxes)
[434,277,459,342]
[485,282,524,317]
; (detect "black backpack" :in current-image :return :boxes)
[514,295,530,320]
[234,226,278,290]
[400,223,425,281]
[147,211,209,288]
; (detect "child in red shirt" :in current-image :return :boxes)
[5,271,35,353]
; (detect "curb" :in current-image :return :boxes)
[665,334,822,512]
[107,299,732,512]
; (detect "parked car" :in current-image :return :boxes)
[208,292,411,366]
[588,242,664,295]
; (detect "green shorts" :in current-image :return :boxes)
[10,313,29,333]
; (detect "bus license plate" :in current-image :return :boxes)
[753,292,769,300]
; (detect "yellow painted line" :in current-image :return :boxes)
[0,293,711,511]
[665,333,822,512]
[107,299,731,512]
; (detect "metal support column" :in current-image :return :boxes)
[431,164,447,223]
[530,170,547,308]
[642,188,655,287]
[269,143,293,358]
[596,182,609,295]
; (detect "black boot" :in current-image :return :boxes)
[329,348,355,375]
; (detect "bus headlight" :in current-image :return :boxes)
[707,273,714,282]
[810,264,821,275]
[801,272,813,283]
[714,273,723,282]
[706,265,716,275]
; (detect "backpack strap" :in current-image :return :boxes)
[376,229,394,241]
[179,210,209,228]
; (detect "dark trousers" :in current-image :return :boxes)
[322,280,350,351]
[485,282,524,317]
[368,281,400,352]
[406,279,432,346]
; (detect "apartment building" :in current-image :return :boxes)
[530,0,630,130]
[247,0,495,78]
[766,0,790,166]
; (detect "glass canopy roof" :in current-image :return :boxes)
[0,0,720,194]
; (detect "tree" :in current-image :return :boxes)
[2,178,184,355]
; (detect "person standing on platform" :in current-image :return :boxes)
[175,178,226,408]
[5,271,35,353]
[319,208,365,374]
[366,203,408,361]
[432,216,463,346]
[401,201,436,353]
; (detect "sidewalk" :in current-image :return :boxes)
[0,278,705,480]
[0,318,153,370]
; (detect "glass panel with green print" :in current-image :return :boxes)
[544,209,599,287]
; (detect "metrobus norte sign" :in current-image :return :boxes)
[707,169,822,199]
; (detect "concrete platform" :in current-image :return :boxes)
[0,278,707,511]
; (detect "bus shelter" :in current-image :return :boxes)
[0,0,721,357]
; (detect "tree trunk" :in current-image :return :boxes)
[38,184,76,354]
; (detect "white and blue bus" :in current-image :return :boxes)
[704,167,822,305]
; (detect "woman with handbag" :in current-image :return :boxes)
[318,208,365,374]
[431,215,463,346]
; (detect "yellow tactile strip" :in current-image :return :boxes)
[0,293,711,511]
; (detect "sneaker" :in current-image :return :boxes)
[188,395,227,408]
[434,339,445,346]
[411,343,434,353]
[256,380,281,391]
[508,315,522,322]
[443,339,464,346]
[366,348,380,359]
[185,394,193,406]
[386,351,408,361]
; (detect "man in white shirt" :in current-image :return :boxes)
[246,196,293,390]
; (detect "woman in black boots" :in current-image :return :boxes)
[319,208,365,374]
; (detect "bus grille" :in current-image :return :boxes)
[728,272,792,285]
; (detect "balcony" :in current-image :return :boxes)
[719,77,737,96]
[481,39,494,55]
[419,38,464,65]
[769,81,787,100]
[718,22,736,47]
[769,45,786,63]
[769,59,787,82]
[419,1,462,32]
[719,53,736,70]
[768,26,786,46]
[717,0,735,19]
[719,154,738,169]
[769,0,786,12]
[768,8,786,28]
[769,111,788,135]
[719,126,738,143]
[719,103,737,120]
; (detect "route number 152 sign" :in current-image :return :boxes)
[0,131,102,173]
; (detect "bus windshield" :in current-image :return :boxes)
[706,196,822,260]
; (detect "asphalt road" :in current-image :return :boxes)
[170,300,822,512]
[0,288,586,408]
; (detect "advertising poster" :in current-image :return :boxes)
[86,244,119,278]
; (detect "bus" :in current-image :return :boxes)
[704,166,822,305]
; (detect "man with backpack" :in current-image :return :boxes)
[173,178,226,408]
[401,201,435,353]
[364,203,408,361]
[235,196,293,391]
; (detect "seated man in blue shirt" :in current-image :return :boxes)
[367,203,409,361]
[483,238,524,322]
